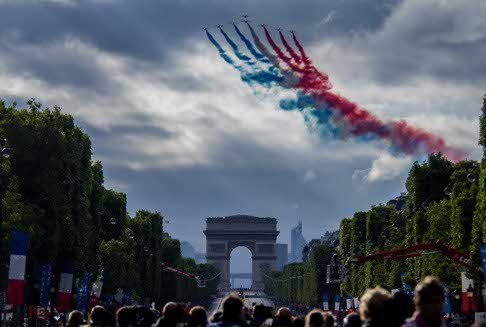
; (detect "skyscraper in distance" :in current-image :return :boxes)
[290,221,306,263]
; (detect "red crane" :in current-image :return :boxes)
[160,263,195,279]
[352,240,483,276]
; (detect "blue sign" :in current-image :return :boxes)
[39,264,52,306]
[480,246,486,282]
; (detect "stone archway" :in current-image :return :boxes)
[204,215,279,291]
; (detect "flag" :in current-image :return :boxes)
[443,287,451,314]
[76,272,90,313]
[57,260,73,312]
[346,295,353,309]
[322,293,329,311]
[334,295,341,313]
[6,232,28,305]
[39,264,52,306]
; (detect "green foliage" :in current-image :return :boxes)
[0,99,218,306]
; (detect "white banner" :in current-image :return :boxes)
[8,255,26,280]
[59,273,73,293]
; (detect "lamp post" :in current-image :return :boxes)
[0,138,12,296]
[453,289,461,315]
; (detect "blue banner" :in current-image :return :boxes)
[76,273,90,312]
[11,231,28,256]
[39,264,52,306]
[322,293,329,310]
[480,246,486,282]
[442,287,451,314]
[334,294,341,312]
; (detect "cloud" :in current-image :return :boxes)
[303,169,318,183]
[0,0,482,250]
[366,153,413,182]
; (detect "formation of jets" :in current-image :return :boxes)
[202,14,297,34]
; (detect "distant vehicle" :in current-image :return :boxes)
[277,28,282,32]
[241,14,250,19]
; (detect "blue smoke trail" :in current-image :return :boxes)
[280,92,341,138]
[207,29,336,137]
[233,24,270,64]
[206,30,238,67]
[206,30,283,88]
[219,27,254,65]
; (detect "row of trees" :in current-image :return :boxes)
[265,95,486,306]
[0,99,219,307]
[264,242,339,306]
[340,96,486,299]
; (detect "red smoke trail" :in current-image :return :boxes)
[270,31,465,160]
[291,31,312,67]
[262,26,303,73]
[278,30,301,64]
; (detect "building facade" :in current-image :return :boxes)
[275,243,288,271]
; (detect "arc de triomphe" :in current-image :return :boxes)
[204,215,279,291]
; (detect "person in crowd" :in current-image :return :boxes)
[359,287,392,327]
[403,276,446,327]
[292,316,305,327]
[252,304,269,327]
[116,306,138,327]
[67,310,85,327]
[272,307,293,327]
[209,295,245,326]
[343,312,361,327]
[386,290,414,327]
[322,312,334,327]
[90,305,115,327]
[187,306,208,327]
[305,310,324,327]
[154,302,179,327]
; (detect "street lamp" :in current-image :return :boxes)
[453,289,461,314]
[0,138,12,294]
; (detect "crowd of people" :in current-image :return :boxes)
[29,276,482,327]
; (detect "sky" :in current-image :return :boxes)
[0,0,485,273]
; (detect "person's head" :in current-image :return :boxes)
[292,316,305,327]
[253,304,267,321]
[162,302,178,319]
[116,306,138,327]
[222,295,244,323]
[414,276,445,320]
[67,311,84,327]
[188,306,208,327]
[359,287,392,323]
[322,312,335,327]
[343,312,361,327]
[276,307,293,326]
[386,290,414,327]
[135,306,157,327]
[90,305,113,326]
[305,310,324,327]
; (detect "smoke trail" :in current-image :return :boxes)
[282,33,464,160]
[279,31,302,64]
[233,23,270,64]
[291,31,312,66]
[206,30,282,88]
[206,30,238,66]
[262,26,302,72]
[218,27,254,65]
